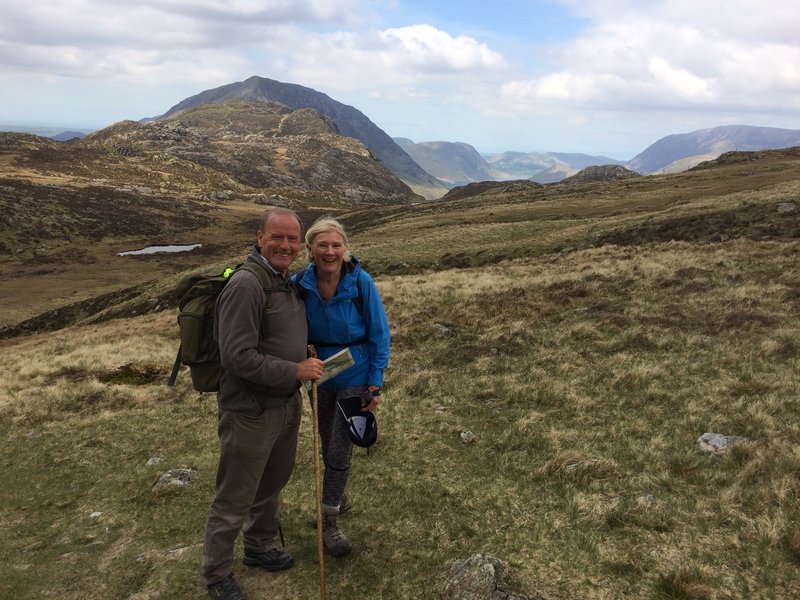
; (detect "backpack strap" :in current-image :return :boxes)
[238,260,299,298]
[167,343,182,387]
[351,268,365,316]
[238,261,273,292]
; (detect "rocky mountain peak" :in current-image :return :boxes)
[155,76,447,199]
[83,99,416,205]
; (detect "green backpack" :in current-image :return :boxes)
[167,262,272,392]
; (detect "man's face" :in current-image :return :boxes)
[256,214,302,276]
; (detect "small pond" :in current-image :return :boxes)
[118,244,202,256]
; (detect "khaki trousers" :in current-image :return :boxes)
[198,394,302,586]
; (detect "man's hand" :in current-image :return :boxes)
[297,357,324,381]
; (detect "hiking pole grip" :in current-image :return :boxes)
[307,345,326,600]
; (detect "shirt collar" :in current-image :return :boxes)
[252,247,283,279]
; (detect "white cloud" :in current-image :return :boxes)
[0,0,797,156]
[500,1,800,116]
[0,1,507,96]
[285,24,506,91]
[0,0,362,78]
[379,24,506,73]
[646,58,713,102]
[279,23,509,117]
[133,0,361,22]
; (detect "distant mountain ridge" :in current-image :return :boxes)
[511,152,625,183]
[406,125,800,185]
[394,138,504,187]
[626,125,800,174]
[396,139,623,186]
[156,75,447,199]
[0,124,90,141]
[51,131,86,142]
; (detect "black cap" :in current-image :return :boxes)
[337,394,378,448]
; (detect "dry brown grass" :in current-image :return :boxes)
[2,235,800,598]
[1,147,800,598]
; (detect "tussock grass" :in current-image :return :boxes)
[2,204,800,596]
[377,239,800,598]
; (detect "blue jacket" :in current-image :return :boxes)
[293,258,390,390]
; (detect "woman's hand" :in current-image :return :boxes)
[362,386,381,412]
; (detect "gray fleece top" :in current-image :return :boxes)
[214,250,308,412]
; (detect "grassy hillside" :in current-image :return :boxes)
[1,148,799,599]
[0,100,419,328]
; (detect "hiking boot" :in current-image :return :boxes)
[242,547,294,572]
[322,509,353,557]
[307,493,351,528]
[207,573,245,600]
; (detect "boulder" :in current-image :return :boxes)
[443,554,530,600]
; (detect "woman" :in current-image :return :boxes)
[293,217,391,557]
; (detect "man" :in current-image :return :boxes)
[199,208,324,600]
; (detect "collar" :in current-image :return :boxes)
[251,246,284,279]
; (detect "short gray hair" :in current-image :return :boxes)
[260,207,303,234]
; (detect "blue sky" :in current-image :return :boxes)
[1,0,798,159]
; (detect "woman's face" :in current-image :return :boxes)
[310,231,346,277]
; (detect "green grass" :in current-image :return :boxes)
[5,235,797,598]
[2,154,800,597]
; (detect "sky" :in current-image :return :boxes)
[1,0,799,160]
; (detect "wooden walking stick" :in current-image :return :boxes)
[308,345,326,600]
